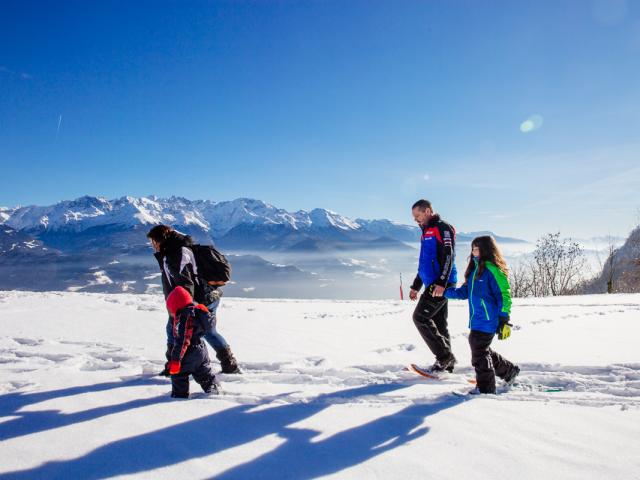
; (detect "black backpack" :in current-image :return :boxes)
[190,244,232,285]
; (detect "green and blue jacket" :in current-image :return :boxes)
[444,259,512,334]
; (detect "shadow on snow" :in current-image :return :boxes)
[0,376,169,442]
[1,382,467,479]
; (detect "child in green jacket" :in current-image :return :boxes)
[445,236,520,393]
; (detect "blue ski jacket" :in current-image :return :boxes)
[444,259,512,334]
[411,214,458,290]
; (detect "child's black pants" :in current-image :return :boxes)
[468,330,515,393]
[171,342,216,398]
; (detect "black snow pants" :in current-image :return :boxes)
[468,330,516,394]
[412,292,452,362]
[171,342,216,398]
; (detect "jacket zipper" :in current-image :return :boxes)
[481,299,490,321]
[470,267,476,317]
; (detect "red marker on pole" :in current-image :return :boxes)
[399,273,404,300]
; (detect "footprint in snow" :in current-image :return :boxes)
[13,337,44,346]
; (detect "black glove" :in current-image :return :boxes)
[497,316,512,340]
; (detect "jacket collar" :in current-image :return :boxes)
[422,213,441,230]
[160,231,192,255]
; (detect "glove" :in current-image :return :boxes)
[497,316,512,340]
[168,360,181,375]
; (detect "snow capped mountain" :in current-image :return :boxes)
[307,208,360,231]
[4,196,111,231]
[3,196,210,232]
[0,195,529,297]
[1,195,528,253]
[199,198,301,237]
[355,218,419,242]
[2,196,366,237]
[0,208,14,224]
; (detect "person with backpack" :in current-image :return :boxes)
[146,224,241,374]
[409,199,458,373]
[444,235,520,394]
[165,286,219,398]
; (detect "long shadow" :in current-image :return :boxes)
[0,376,168,441]
[1,383,467,480]
[214,393,466,479]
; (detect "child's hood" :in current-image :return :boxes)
[166,286,194,315]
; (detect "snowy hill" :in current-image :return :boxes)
[0,291,638,479]
[583,226,640,294]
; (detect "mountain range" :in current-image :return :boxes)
[0,195,525,253]
[0,195,527,297]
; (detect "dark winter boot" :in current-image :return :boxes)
[216,346,241,374]
[428,354,456,373]
[503,365,520,386]
[201,378,221,395]
[445,354,457,373]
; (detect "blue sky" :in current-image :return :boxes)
[1,0,639,240]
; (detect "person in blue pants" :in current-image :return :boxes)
[147,225,241,374]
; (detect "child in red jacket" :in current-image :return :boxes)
[166,286,219,398]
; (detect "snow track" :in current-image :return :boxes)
[3,336,638,409]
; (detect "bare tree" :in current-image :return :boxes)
[531,232,586,296]
[509,259,533,298]
[593,235,621,294]
[604,236,619,294]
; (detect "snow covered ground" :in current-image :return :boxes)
[1,291,639,479]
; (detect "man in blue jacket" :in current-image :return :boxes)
[409,199,458,373]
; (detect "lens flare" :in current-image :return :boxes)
[520,114,543,133]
